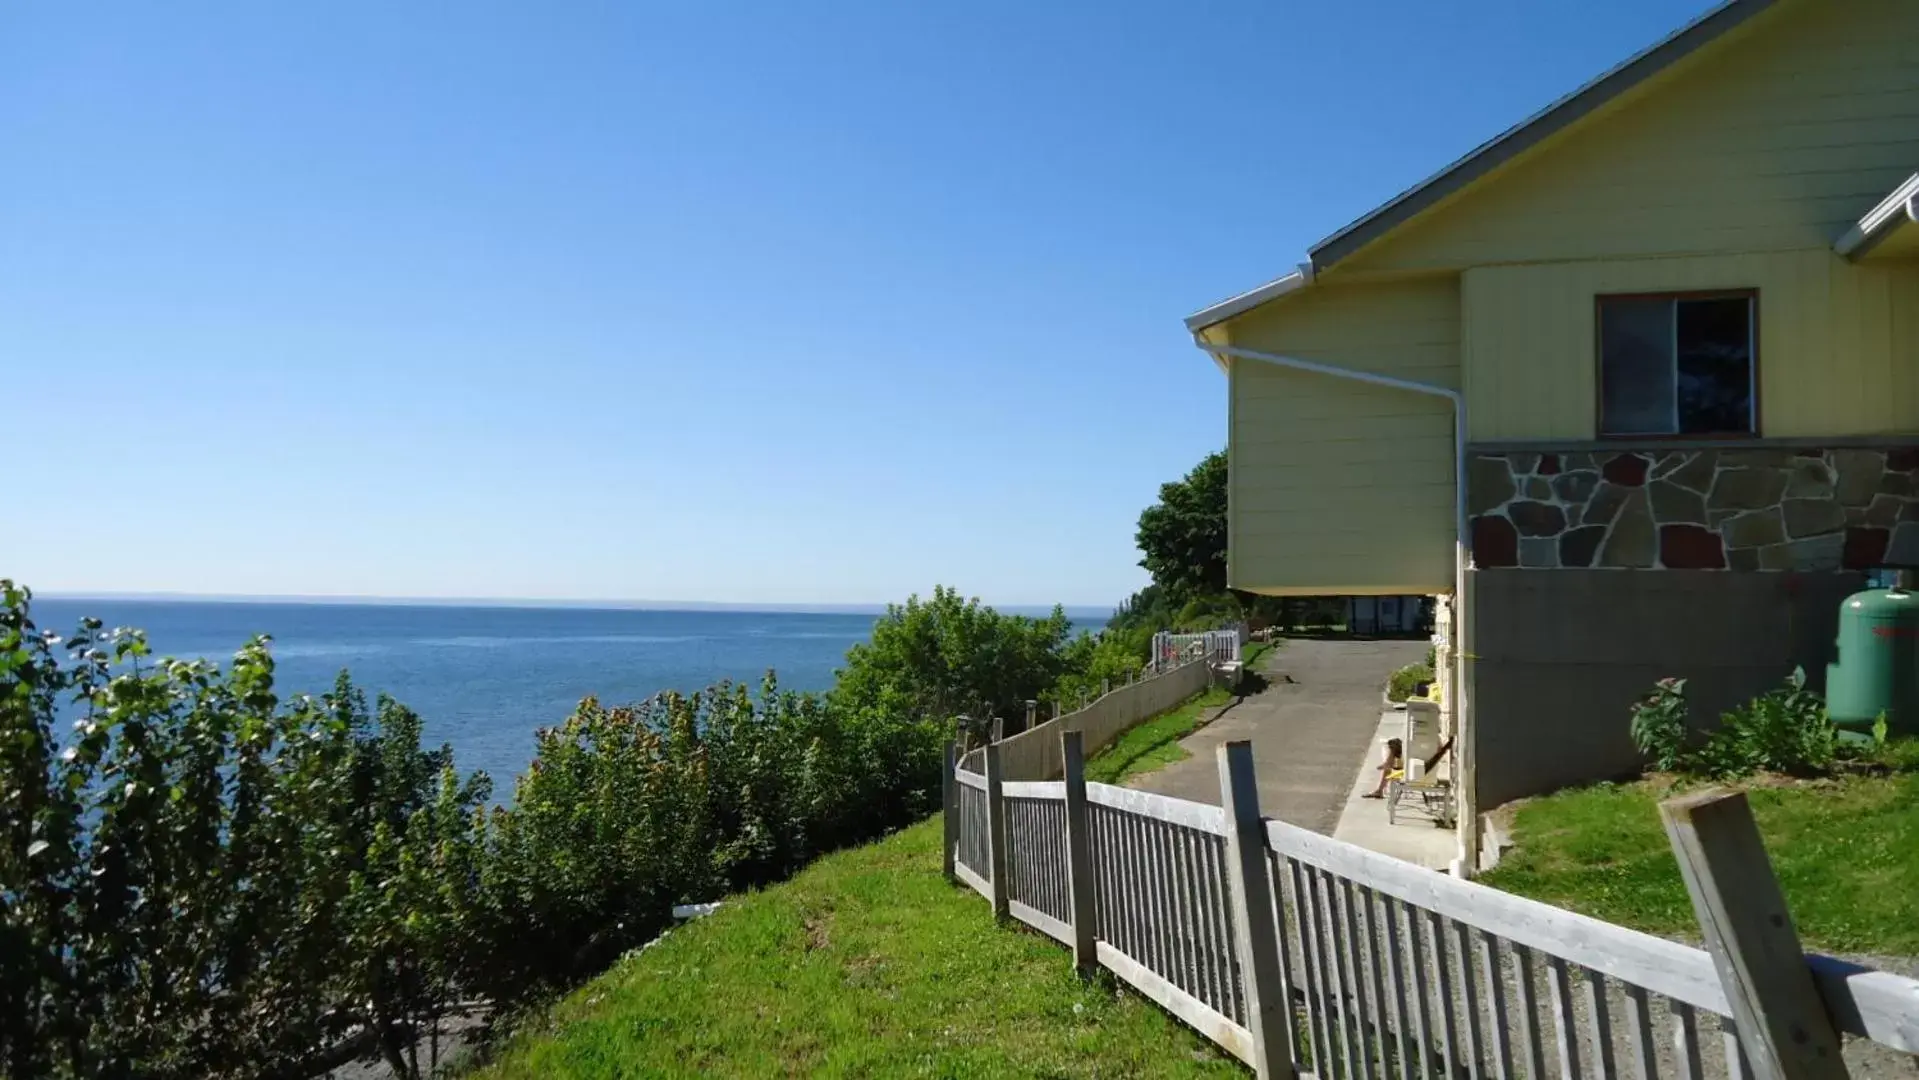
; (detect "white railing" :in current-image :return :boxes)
[1151,628,1241,674]
[942,736,1919,1080]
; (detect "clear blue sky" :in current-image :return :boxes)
[4,0,1714,607]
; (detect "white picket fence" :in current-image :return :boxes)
[945,735,1919,1080]
[1151,628,1241,674]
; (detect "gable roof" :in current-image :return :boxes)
[1187,0,1777,334]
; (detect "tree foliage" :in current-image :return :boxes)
[0,580,1092,1077]
[1134,450,1228,601]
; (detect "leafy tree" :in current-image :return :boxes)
[1135,450,1228,601]
[832,586,1075,745]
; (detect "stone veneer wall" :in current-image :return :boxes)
[1468,446,1919,571]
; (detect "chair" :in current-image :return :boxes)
[1388,701,1454,827]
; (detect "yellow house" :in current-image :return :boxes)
[1188,0,1919,853]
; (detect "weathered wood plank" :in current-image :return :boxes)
[1406,899,1438,1080]
[1476,931,1513,1080]
[955,766,986,791]
[1512,945,1546,1080]
[1267,818,1729,1014]
[1337,878,1376,1080]
[1546,956,1580,1080]
[1359,885,1392,1078]
[954,860,992,902]
[1087,782,1230,834]
[1805,954,1919,1053]
[1452,919,1483,1080]
[1380,893,1418,1080]
[1580,967,1615,1080]
[1670,1001,1703,1080]
[1722,1016,1752,1080]
[1427,909,1460,1080]
[943,742,959,883]
[1620,983,1657,1080]
[1217,742,1295,1080]
[1291,859,1334,1076]
[985,743,1009,921]
[1061,731,1097,974]
[1660,790,1848,1080]
[1002,780,1066,800]
[1097,941,1258,1068]
[1008,898,1074,947]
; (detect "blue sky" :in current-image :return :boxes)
[4,0,1715,607]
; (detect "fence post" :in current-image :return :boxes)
[1217,741,1295,1080]
[1659,790,1846,1080]
[1025,699,1037,732]
[942,741,958,884]
[991,716,1004,743]
[1053,700,1062,720]
[1060,730,1097,974]
[1101,677,1110,698]
[984,741,1009,922]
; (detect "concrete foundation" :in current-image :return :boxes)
[1468,569,1863,808]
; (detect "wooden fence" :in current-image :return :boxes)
[943,736,1919,1080]
[957,654,1214,782]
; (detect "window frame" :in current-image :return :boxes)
[1593,288,1760,440]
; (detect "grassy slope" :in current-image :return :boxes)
[474,818,1244,1079]
[1080,640,1277,787]
[1084,686,1233,786]
[1480,751,1919,954]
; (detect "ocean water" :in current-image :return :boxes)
[25,598,1106,786]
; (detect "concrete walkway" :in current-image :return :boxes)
[1125,637,1428,834]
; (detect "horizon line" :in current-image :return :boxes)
[32,590,1123,616]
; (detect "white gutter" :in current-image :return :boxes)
[1834,172,1919,261]
[1185,264,1314,335]
[1197,340,1480,877]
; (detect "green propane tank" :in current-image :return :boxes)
[1825,582,1919,740]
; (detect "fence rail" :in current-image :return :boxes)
[947,734,1919,1080]
[959,654,1215,781]
[1151,628,1242,674]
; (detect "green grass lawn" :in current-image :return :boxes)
[1083,686,1234,786]
[471,818,1245,1079]
[1480,749,1919,955]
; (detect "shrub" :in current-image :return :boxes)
[1629,677,1691,772]
[1627,668,1837,780]
[0,580,484,1079]
[1695,668,1835,778]
[1387,662,1434,703]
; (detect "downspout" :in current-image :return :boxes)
[1195,340,1480,877]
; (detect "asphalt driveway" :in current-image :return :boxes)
[1125,636,1428,834]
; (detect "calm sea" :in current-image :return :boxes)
[26,598,1106,786]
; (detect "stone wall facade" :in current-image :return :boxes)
[1468,445,1919,571]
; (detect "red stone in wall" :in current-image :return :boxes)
[1537,453,1561,475]
[1844,527,1890,570]
[1602,453,1649,487]
[1471,515,1519,568]
[1659,524,1726,569]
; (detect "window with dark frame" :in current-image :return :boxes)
[1598,292,1755,436]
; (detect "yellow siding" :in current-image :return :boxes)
[1336,0,1919,276]
[1223,279,1458,594]
[1463,252,1919,440]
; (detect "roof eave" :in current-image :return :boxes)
[1184,265,1313,335]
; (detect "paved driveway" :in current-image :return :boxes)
[1126,637,1428,834]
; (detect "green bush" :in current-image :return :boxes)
[0,580,1088,1077]
[1386,663,1434,703]
[1629,677,1691,772]
[0,580,486,1079]
[1626,669,1839,780]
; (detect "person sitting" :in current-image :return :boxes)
[1361,738,1403,799]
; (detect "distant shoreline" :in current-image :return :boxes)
[34,592,1117,621]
